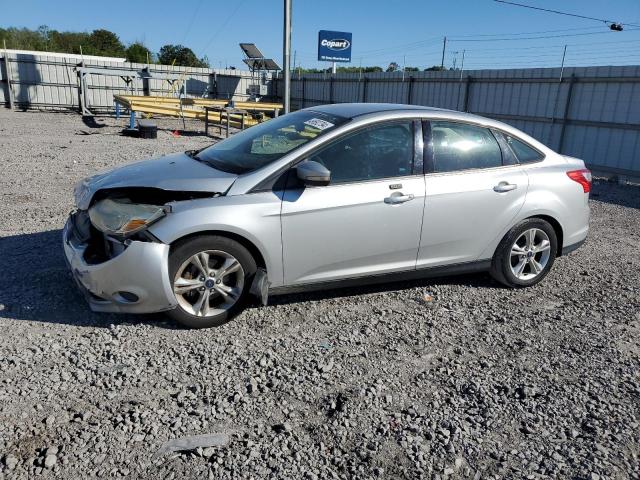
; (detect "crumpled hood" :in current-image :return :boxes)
[74,152,238,210]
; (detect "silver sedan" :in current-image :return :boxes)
[64,103,590,328]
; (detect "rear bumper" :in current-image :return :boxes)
[62,216,177,314]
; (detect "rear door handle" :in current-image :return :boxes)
[384,192,415,204]
[493,182,517,193]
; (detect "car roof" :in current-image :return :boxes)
[307,102,450,119]
[304,102,553,154]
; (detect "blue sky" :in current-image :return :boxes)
[2,0,640,70]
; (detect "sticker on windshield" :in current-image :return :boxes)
[304,118,334,130]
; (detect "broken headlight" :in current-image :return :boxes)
[88,198,166,237]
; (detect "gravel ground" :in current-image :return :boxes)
[0,109,639,480]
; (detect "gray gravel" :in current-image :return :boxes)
[1,109,639,479]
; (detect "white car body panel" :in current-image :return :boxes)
[281,175,426,284]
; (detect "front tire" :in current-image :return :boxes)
[491,218,558,288]
[166,235,256,328]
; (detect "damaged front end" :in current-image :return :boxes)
[63,208,175,314]
[63,187,220,314]
[63,151,242,314]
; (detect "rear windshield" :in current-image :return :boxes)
[195,110,348,174]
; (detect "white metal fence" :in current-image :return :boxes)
[280,66,640,176]
[0,51,274,114]
[2,52,639,176]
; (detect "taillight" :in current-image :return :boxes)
[566,169,592,193]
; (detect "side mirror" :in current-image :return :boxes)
[296,160,331,186]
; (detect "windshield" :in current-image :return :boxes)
[195,110,348,174]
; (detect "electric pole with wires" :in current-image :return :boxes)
[283,0,292,113]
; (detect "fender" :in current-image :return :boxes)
[146,192,285,287]
[478,177,574,261]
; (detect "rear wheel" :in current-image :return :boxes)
[491,218,558,288]
[167,236,256,328]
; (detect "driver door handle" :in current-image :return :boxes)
[493,182,517,193]
[384,192,415,204]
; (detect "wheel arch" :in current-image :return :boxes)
[486,213,566,261]
[169,230,267,270]
[527,214,564,256]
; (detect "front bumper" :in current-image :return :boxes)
[62,215,177,314]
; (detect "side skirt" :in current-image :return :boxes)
[269,260,492,296]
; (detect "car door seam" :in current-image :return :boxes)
[413,175,427,270]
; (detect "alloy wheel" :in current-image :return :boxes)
[509,228,552,281]
[173,250,245,317]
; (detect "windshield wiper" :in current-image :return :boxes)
[185,149,200,159]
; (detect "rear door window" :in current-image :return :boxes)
[502,134,544,163]
[429,121,503,173]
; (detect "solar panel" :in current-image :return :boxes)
[243,58,281,71]
[261,58,281,70]
[243,58,258,69]
[240,43,264,59]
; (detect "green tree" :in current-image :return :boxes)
[125,42,151,63]
[404,66,420,72]
[0,26,48,50]
[334,65,383,73]
[386,62,400,72]
[157,44,208,68]
[86,29,125,57]
[37,25,51,49]
[48,30,90,55]
[425,65,446,71]
[0,25,145,60]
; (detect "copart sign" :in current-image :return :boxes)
[318,30,352,63]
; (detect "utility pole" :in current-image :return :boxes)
[559,44,567,82]
[459,50,465,81]
[440,36,447,69]
[283,0,292,113]
[402,55,406,81]
[3,39,14,110]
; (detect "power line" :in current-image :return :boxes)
[180,0,204,45]
[465,44,640,60]
[199,0,248,57]
[493,0,640,28]
[466,55,640,66]
[459,36,640,54]
[297,26,608,62]
[449,27,640,42]
[355,37,442,56]
[451,25,604,38]
[327,26,608,59]
[295,22,640,70]
[465,52,640,66]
